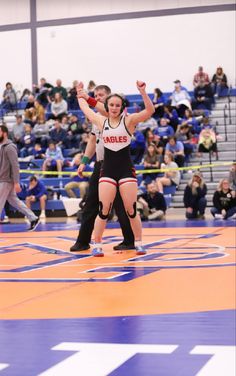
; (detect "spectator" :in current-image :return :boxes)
[24,95,36,123]
[20,88,32,102]
[171,80,192,117]
[25,176,48,219]
[180,109,202,134]
[130,129,146,164]
[66,114,85,148]
[11,115,26,148]
[156,153,180,193]
[51,79,67,100]
[31,143,45,159]
[192,78,213,111]
[165,136,185,167]
[144,128,164,155]
[64,154,89,199]
[32,121,50,148]
[175,122,194,161]
[229,162,236,191]
[67,80,79,110]
[153,117,174,145]
[87,80,96,97]
[193,66,210,88]
[48,92,68,120]
[183,172,207,219]
[78,132,90,153]
[33,77,53,107]
[143,143,162,184]
[152,88,165,119]
[138,182,166,220]
[198,128,217,156]
[163,105,179,131]
[49,119,67,148]
[211,67,228,97]
[25,99,45,127]
[42,141,64,175]
[211,179,236,219]
[19,124,35,157]
[2,82,17,112]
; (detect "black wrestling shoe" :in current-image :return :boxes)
[28,217,40,232]
[70,242,90,252]
[113,242,136,251]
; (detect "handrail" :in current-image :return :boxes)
[223,105,228,141]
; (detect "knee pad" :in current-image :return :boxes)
[127,202,137,219]
[98,201,112,220]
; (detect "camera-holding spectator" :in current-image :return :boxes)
[211,67,228,97]
[25,176,48,219]
[137,182,166,220]
[156,153,181,194]
[152,88,165,119]
[184,172,207,219]
[48,92,68,121]
[211,179,236,220]
[193,66,210,88]
[1,82,17,112]
[42,141,64,175]
[64,153,89,199]
[165,136,185,167]
[229,162,236,191]
[171,80,192,118]
[163,105,179,132]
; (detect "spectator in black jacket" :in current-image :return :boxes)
[192,79,213,110]
[184,172,207,219]
[211,179,236,219]
[137,182,167,220]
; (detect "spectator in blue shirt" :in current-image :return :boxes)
[25,176,47,218]
[130,130,146,164]
[165,136,185,167]
[49,119,67,148]
[42,141,64,175]
[163,105,179,131]
[153,118,174,145]
[152,88,166,119]
[64,153,90,199]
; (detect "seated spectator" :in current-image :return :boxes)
[163,105,179,131]
[130,129,146,164]
[138,182,166,220]
[165,136,185,167]
[171,80,192,117]
[153,117,174,145]
[25,176,47,219]
[19,124,35,157]
[67,80,79,110]
[156,153,181,193]
[184,172,207,219]
[32,143,45,159]
[78,133,90,153]
[143,143,162,184]
[66,114,85,148]
[211,179,236,219]
[48,92,68,120]
[87,80,96,97]
[11,115,26,149]
[1,82,17,112]
[49,119,67,148]
[33,77,53,107]
[42,141,64,175]
[175,123,194,161]
[32,121,50,148]
[229,162,236,191]
[180,109,202,134]
[64,154,89,199]
[24,94,36,121]
[198,128,217,156]
[50,79,67,100]
[144,128,164,155]
[192,78,213,111]
[211,67,228,97]
[152,88,165,119]
[193,66,210,88]
[25,99,45,127]
[20,88,32,102]
[61,115,69,130]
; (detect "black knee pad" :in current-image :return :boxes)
[127,202,137,219]
[98,201,112,220]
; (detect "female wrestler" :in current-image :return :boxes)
[78,81,155,256]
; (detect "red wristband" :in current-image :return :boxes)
[87,97,97,107]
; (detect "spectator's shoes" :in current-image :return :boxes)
[0,216,10,224]
[136,246,147,255]
[113,242,136,251]
[39,211,46,219]
[70,243,90,252]
[228,213,236,220]
[92,248,104,257]
[28,218,40,231]
[214,214,223,219]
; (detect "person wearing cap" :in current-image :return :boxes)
[193,66,210,88]
[183,172,207,219]
[171,80,192,118]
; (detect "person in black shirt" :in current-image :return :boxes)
[138,182,166,220]
[211,179,236,219]
[184,172,207,219]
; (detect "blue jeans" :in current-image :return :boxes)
[211,206,236,219]
[186,197,207,219]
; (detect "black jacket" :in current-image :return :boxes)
[213,190,236,211]
[184,184,207,208]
